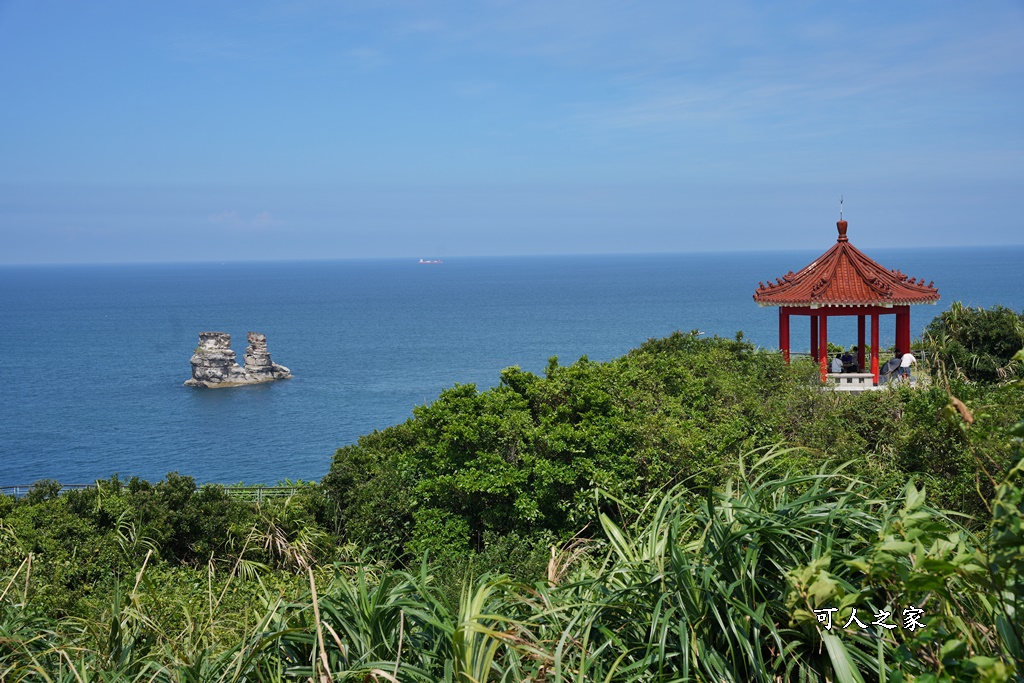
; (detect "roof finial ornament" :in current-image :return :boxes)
[836,197,849,242]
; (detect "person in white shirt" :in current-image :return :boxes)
[899,351,917,378]
[831,354,844,373]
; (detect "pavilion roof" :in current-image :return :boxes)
[753,220,940,307]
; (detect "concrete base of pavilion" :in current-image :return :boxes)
[825,371,920,394]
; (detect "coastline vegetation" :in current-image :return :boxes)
[2,304,1023,681]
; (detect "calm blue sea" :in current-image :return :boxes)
[2,248,1022,486]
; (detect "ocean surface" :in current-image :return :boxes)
[2,248,1023,486]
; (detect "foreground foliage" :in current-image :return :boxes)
[3,440,1024,681]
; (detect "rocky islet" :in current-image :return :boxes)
[184,331,292,388]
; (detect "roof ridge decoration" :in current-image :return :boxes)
[753,219,939,307]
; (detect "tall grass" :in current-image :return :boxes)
[2,451,1018,681]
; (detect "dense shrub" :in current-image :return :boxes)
[323,333,798,558]
[0,475,338,615]
[924,302,1024,383]
[324,330,1024,559]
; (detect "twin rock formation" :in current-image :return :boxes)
[185,332,292,388]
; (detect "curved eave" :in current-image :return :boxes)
[754,297,940,308]
[753,239,939,307]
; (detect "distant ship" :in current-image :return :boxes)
[418,258,444,264]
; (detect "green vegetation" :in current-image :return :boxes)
[924,302,1024,383]
[325,330,1021,553]
[2,308,1023,680]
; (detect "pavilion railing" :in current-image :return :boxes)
[783,350,928,362]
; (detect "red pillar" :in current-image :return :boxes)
[871,312,880,385]
[810,315,818,360]
[857,315,866,370]
[819,314,829,382]
[897,307,912,354]
[891,308,899,353]
[779,308,790,363]
[894,309,903,353]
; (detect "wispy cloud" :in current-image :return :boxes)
[209,210,284,231]
[452,80,497,99]
[346,46,390,70]
[394,18,447,37]
[165,34,253,62]
[579,11,1024,136]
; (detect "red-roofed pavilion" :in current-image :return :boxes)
[753,219,939,383]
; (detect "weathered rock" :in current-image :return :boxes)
[242,332,292,380]
[184,331,292,388]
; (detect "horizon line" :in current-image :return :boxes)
[3,243,1024,267]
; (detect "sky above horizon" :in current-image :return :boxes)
[2,1,1022,264]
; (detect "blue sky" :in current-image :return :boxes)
[1,1,1022,263]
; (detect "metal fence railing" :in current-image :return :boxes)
[0,483,301,501]
[210,486,300,502]
[0,484,95,498]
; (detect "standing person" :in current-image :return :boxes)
[899,350,917,379]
